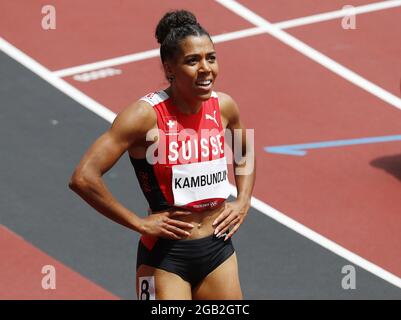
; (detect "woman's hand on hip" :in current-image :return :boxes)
[139,210,194,240]
[212,200,251,241]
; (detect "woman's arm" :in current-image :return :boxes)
[213,92,256,240]
[69,100,193,239]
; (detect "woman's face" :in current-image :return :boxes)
[165,35,219,101]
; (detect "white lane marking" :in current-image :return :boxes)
[274,0,401,29]
[53,48,159,78]
[52,0,401,77]
[73,68,122,82]
[52,28,264,78]
[0,37,116,123]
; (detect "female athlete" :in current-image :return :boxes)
[69,9,255,300]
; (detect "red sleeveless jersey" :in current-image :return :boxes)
[131,89,230,210]
[130,90,230,249]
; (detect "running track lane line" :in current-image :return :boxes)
[215,0,401,112]
[0,39,115,123]
[1,37,401,290]
[52,0,401,78]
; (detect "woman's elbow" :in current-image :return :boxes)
[69,170,91,192]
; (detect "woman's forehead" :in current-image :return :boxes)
[178,35,215,56]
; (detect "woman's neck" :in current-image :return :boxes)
[165,86,202,115]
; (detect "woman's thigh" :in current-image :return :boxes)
[136,264,192,300]
[191,253,242,300]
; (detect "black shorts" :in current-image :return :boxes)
[136,234,235,287]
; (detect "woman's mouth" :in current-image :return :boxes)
[195,79,213,90]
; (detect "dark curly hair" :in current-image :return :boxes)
[155,10,212,63]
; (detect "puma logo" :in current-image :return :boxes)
[205,110,218,126]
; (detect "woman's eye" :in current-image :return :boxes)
[208,56,216,62]
[186,59,197,65]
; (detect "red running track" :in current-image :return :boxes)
[0,225,117,299]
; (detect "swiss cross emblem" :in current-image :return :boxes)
[163,116,177,133]
[167,119,175,129]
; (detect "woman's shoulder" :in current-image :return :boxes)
[120,98,156,122]
[216,91,240,122]
[111,96,157,137]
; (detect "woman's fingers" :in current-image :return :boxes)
[212,207,232,228]
[166,218,194,230]
[148,206,243,240]
[216,216,240,237]
[164,223,191,238]
[214,211,236,235]
[224,222,241,241]
[162,230,182,240]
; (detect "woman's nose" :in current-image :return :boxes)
[198,59,211,72]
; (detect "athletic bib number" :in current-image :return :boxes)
[138,276,155,300]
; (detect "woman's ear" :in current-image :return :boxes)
[163,62,175,82]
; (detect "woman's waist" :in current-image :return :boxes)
[152,201,226,240]
[178,200,224,220]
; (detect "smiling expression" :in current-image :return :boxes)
[164,35,219,101]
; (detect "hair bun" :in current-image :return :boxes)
[155,10,198,44]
